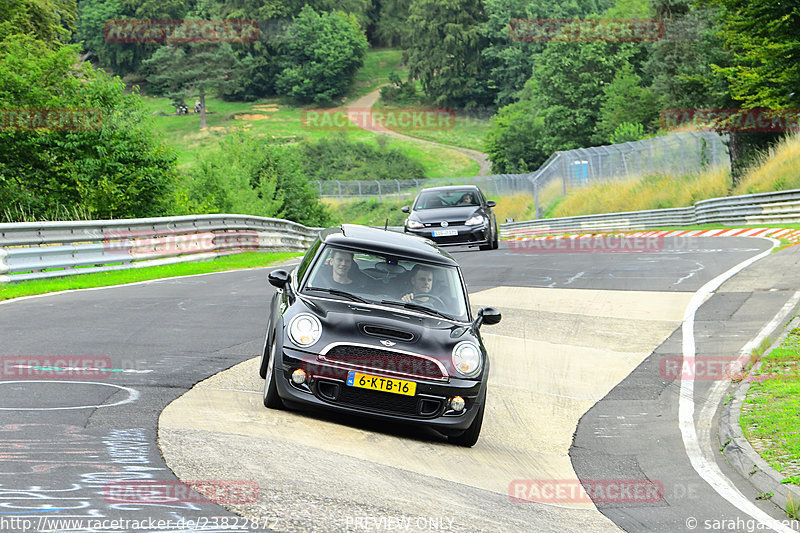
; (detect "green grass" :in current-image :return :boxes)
[740,328,800,484]
[0,252,301,301]
[348,48,408,99]
[140,96,478,178]
[372,101,493,153]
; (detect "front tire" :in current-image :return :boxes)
[263,338,284,409]
[448,395,485,447]
[259,329,271,379]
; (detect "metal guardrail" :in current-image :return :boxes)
[0,215,318,283]
[501,188,800,238]
[4,187,799,283]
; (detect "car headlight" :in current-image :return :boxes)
[288,313,322,347]
[406,218,424,229]
[452,342,482,377]
[465,214,486,226]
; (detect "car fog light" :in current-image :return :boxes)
[292,369,307,384]
[449,396,465,412]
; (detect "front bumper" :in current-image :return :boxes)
[275,346,485,431]
[405,225,490,247]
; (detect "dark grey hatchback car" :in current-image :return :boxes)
[402,185,499,250]
[259,224,501,446]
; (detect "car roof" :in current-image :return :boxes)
[319,225,459,266]
[415,185,482,194]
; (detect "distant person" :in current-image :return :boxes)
[195,100,201,113]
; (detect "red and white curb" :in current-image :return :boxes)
[503,227,800,245]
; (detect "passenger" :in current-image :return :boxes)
[325,250,368,291]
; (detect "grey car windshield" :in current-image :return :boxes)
[414,190,478,210]
[303,246,469,321]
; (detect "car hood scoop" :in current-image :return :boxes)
[360,323,416,343]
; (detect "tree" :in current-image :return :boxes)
[480,0,616,108]
[645,0,731,110]
[484,80,548,173]
[275,6,368,105]
[405,0,495,109]
[0,0,76,47]
[596,62,659,143]
[143,42,250,129]
[76,0,191,77]
[0,34,178,221]
[370,0,412,46]
[700,0,800,110]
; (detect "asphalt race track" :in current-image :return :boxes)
[1,235,799,533]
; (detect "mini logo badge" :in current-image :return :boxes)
[380,340,396,347]
[441,221,449,227]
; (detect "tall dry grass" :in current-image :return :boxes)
[732,133,800,195]
[550,166,731,218]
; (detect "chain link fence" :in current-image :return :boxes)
[313,131,730,217]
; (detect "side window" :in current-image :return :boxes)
[296,238,321,286]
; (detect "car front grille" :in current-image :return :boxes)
[322,345,447,380]
[336,386,421,415]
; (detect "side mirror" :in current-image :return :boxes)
[486,200,497,208]
[268,269,290,289]
[401,206,410,213]
[474,307,501,329]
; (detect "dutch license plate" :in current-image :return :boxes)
[432,229,458,237]
[347,371,416,396]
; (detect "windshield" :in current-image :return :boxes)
[302,246,469,321]
[413,190,479,210]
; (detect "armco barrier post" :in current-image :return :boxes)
[0,248,8,275]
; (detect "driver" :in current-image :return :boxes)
[401,265,434,303]
[458,192,475,205]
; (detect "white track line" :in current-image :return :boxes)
[679,238,797,532]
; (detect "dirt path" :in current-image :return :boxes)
[345,89,492,176]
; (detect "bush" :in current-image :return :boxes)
[182,131,330,227]
[301,135,426,182]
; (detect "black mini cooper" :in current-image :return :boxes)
[259,224,501,446]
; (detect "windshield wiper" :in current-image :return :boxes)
[305,286,369,303]
[379,299,455,320]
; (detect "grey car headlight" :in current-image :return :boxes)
[407,219,424,229]
[452,341,482,377]
[288,313,322,347]
[465,214,486,226]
